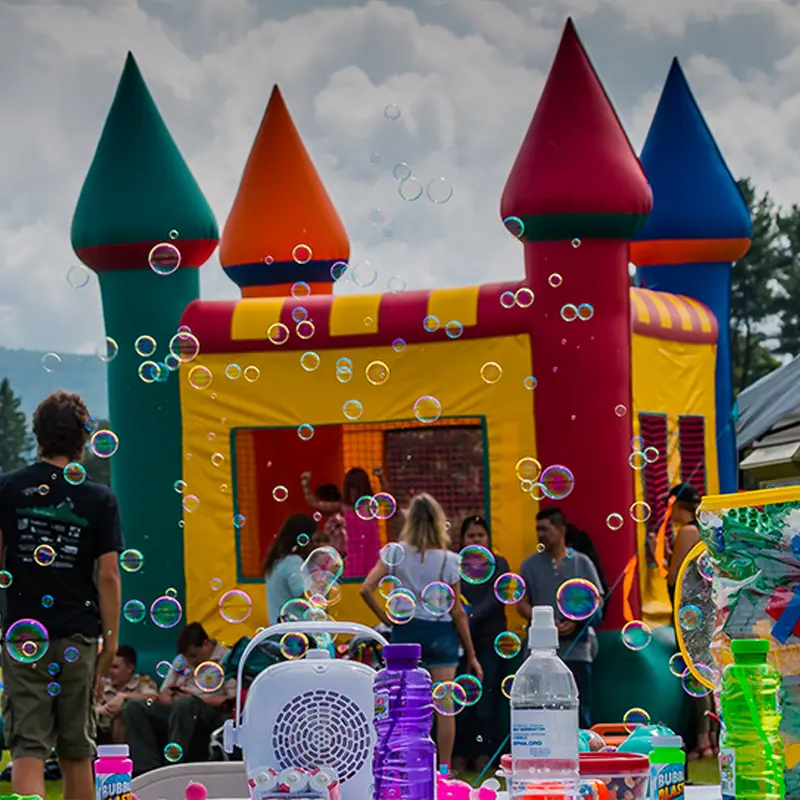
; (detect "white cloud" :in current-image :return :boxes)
[0,0,799,356]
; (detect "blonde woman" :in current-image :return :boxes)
[361,493,483,768]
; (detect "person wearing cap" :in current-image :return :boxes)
[663,483,718,761]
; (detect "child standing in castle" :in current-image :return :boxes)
[301,468,385,579]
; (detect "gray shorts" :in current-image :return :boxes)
[2,634,98,760]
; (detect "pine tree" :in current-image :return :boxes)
[0,378,33,472]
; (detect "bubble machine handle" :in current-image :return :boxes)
[230,621,390,744]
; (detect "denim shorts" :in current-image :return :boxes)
[390,618,460,668]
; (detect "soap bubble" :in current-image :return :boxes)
[399,177,423,202]
[64,462,87,486]
[41,594,54,608]
[169,331,201,363]
[515,288,534,308]
[5,619,49,663]
[388,275,406,293]
[623,707,650,730]
[301,546,344,598]
[606,513,624,531]
[47,682,61,697]
[96,337,119,363]
[629,501,652,523]
[0,570,12,588]
[164,742,183,763]
[219,589,252,624]
[455,674,483,706]
[577,303,594,321]
[500,291,516,308]
[243,365,260,382]
[224,363,242,380]
[615,404,627,417]
[331,261,349,281]
[66,264,91,289]
[280,632,310,660]
[643,446,660,464]
[414,396,442,424]
[182,494,200,513]
[426,177,454,204]
[523,376,537,390]
[134,335,157,357]
[272,485,289,502]
[682,664,714,698]
[420,582,455,616]
[194,661,225,692]
[515,457,542,482]
[384,103,401,121]
[392,338,406,353]
[494,631,522,659]
[621,620,652,651]
[352,260,378,287]
[123,600,146,624]
[556,578,601,621]
[678,604,703,632]
[494,572,526,604]
[393,162,412,180]
[697,551,714,581]
[445,320,463,339]
[480,362,503,384]
[503,216,525,238]
[372,492,397,520]
[343,399,364,421]
[423,315,440,333]
[90,429,119,458]
[380,542,405,567]
[501,675,514,699]
[34,544,56,567]
[669,653,688,677]
[560,304,578,322]
[156,661,171,679]
[297,424,315,441]
[188,365,213,390]
[366,360,390,386]
[540,465,575,500]
[148,243,181,275]
[629,451,646,470]
[459,545,496,585]
[432,681,467,716]
[386,588,416,624]
[150,596,183,629]
[64,646,79,663]
[267,322,290,345]
[548,273,563,288]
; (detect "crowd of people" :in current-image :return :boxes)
[0,389,715,798]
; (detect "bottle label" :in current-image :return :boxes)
[720,749,735,800]
[374,691,389,721]
[510,709,577,760]
[96,772,132,800]
[649,763,684,800]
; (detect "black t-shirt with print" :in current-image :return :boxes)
[0,461,123,639]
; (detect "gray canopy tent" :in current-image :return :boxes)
[736,355,800,487]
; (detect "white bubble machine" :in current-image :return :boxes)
[223,621,389,800]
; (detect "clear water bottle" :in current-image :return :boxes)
[373,642,436,800]
[510,606,579,798]
[719,638,785,800]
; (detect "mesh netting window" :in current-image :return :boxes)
[679,415,707,496]
[383,423,488,536]
[639,413,672,544]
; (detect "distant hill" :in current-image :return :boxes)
[0,347,108,419]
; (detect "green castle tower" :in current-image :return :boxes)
[71,53,219,672]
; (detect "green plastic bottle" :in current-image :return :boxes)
[649,735,685,800]
[719,638,785,800]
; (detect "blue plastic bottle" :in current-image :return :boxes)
[373,643,436,800]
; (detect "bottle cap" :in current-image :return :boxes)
[731,638,769,657]
[528,606,558,649]
[652,736,683,749]
[97,744,130,758]
[382,643,422,662]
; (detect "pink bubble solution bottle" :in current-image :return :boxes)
[95,744,133,800]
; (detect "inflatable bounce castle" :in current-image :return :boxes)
[70,19,751,724]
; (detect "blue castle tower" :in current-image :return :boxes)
[631,58,753,493]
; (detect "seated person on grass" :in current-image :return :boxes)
[96,645,158,745]
[123,623,236,776]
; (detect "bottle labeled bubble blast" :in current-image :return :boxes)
[510,606,579,798]
[719,638,784,800]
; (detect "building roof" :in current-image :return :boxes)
[500,19,651,243]
[219,86,349,295]
[631,59,752,267]
[736,356,800,449]
[71,52,218,272]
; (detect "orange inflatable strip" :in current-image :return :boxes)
[631,237,750,266]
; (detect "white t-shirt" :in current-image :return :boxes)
[390,544,461,622]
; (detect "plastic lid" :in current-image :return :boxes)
[97,744,129,758]
[528,606,558,649]
[382,643,421,661]
[652,736,683,749]
[579,752,649,775]
[731,638,769,656]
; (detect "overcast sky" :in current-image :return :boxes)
[2,0,800,355]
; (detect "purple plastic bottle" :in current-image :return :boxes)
[373,643,436,800]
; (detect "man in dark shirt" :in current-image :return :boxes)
[0,391,122,800]
[455,515,510,771]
